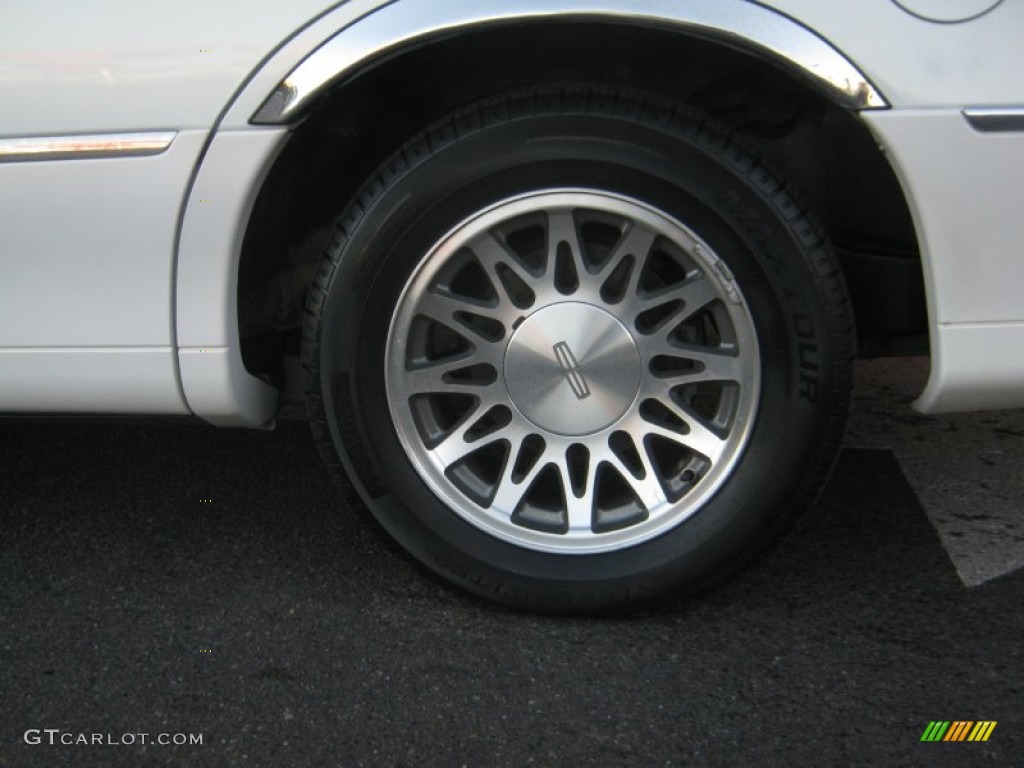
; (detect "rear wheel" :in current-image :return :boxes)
[305,86,854,612]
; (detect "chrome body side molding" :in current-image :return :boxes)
[0,132,176,163]
[251,0,887,125]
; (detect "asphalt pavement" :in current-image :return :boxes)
[1,360,1021,767]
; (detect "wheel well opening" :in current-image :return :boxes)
[237,21,924,394]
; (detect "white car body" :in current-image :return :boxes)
[2,0,1023,425]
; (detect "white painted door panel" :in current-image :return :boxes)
[0,131,206,347]
[0,349,187,414]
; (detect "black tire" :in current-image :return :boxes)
[304,86,854,612]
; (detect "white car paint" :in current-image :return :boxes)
[863,109,1024,412]
[0,131,207,415]
[0,131,206,347]
[176,128,287,427]
[0,348,186,414]
[0,0,1022,422]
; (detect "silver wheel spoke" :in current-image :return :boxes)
[606,449,667,512]
[405,363,495,396]
[557,452,599,534]
[573,222,658,304]
[621,249,649,308]
[602,223,658,282]
[697,351,742,382]
[645,342,744,385]
[431,414,515,467]
[621,272,718,327]
[489,435,535,512]
[670,275,719,320]
[547,209,585,271]
[471,233,543,309]
[406,369,466,396]
[543,208,596,302]
[643,402,727,462]
[418,291,508,333]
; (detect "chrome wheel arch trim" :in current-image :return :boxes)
[0,132,176,163]
[250,0,887,125]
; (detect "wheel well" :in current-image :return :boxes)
[238,21,924,386]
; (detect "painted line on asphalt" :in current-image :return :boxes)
[846,358,1024,587]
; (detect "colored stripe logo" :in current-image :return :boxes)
[920,721,997,742]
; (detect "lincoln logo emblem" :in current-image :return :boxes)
[553,342,591,400]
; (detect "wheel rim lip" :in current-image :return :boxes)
[385,188,761,555]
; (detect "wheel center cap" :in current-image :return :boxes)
[504,303,641,437]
